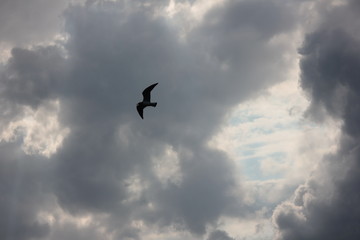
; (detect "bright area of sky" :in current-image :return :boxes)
[1,0,358,240]
[208,79,340,239]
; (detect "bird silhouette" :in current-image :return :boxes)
[136,83,158,119]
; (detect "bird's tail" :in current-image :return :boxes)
[151,102,157,107]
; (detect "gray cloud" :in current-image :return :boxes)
[0,142,51,240]
[1,47,65,107]
[0,0,301,239]
[207,230,235,240]
[273,1,360,239]
[0,0,85,46]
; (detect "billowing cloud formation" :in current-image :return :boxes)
[0,0,301,239]
[273,1,360,239]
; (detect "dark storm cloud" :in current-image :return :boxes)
[273,1,360,239]
[52,2,244,233]
[0,0,300,239]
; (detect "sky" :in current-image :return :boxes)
[0,0,359,239]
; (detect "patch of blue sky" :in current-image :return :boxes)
[273,121,300,130]
[213,79,310,182]
[250,127,275,135]
[237,143,266,157]
[236,143,263,157]
[241,149,256,157]
[237,142,266,158]
[240,155,286,181]
[229,112,302,180]
[270,152,286,160]
[241,156,263,180]
[244,142,266,149]
[229,112,263,125]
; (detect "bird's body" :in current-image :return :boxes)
[136,83,158,119]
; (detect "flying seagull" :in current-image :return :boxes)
[136,83,158,119]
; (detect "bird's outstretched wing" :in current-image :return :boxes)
[137,105,144,119]
[142,83,158,102]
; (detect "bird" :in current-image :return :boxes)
[136,83,158,119]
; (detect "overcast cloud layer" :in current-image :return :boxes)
[1,0,359,240]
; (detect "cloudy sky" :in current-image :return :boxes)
[0,0,359,239]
